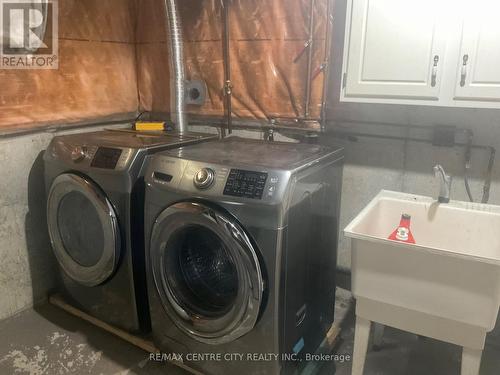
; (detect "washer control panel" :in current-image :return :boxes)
[147,156,290,204]
[223,169,268,200]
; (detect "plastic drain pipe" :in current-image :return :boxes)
[163,0,187,134]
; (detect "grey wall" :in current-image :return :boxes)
[0,131,54,320]
[0,124,129,320]
[327,0,500,268]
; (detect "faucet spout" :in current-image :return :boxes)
[434,164,452,203]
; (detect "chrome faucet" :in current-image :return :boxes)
[434,164,452,203]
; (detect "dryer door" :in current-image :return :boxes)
[47,173,121,287]
[150,202,264,344]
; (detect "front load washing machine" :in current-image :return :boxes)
[144,137,344,374]
[43,129,216,333]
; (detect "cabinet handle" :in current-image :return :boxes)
[460,54,469,87]
[431,55,439,87]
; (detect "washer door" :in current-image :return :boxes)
[150,202,264,344]
[47,174,121,287]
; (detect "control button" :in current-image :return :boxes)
[71,146,87,162]
[270,177,279,184]
[194,168,215,189]
[268,186,276,192]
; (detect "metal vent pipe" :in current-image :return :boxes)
[163,0,187,133]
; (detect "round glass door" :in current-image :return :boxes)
[150,202,264,344]
[47,174,120,287]
[164,225,239,317]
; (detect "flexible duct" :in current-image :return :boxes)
[163,0,187,133]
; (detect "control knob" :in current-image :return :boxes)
[194,168,215,189]
[71,146,87,162]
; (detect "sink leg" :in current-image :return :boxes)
[461,347,482,375]
[372,323,385,351]
[352,316,371,375]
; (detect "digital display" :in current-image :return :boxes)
[224,169,268,199]
[91,147,122,169]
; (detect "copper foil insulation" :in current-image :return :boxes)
[136,0,328,125]
[0,0,138,131]
[1,0,329,132]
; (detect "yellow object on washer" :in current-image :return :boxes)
[134,122,166,131]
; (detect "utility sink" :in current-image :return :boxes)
[344,190,500,375]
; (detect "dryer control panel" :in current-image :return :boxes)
[91,147,123,169]
[47,138,136,172]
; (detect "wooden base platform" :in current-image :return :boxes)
[49,294,341,375]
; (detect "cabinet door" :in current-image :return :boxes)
[454,1,500,102]
[343,0,448,100]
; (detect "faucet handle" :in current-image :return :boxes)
[433,164,444,176]
[433,164,451,181]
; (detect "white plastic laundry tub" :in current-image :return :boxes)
[344,190,500,349]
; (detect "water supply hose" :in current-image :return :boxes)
[464,130,474,202]
[482,147,495,204]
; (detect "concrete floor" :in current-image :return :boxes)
[0,304,187,375]
[0,292,498,375]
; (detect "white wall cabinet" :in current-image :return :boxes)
[344,0,447,100]
[454,4,500,102]
[341,0,500,108]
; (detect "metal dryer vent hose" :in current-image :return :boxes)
[163,0,187,134]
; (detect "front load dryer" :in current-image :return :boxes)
[43,129,216,333]
[143,137,344,374]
